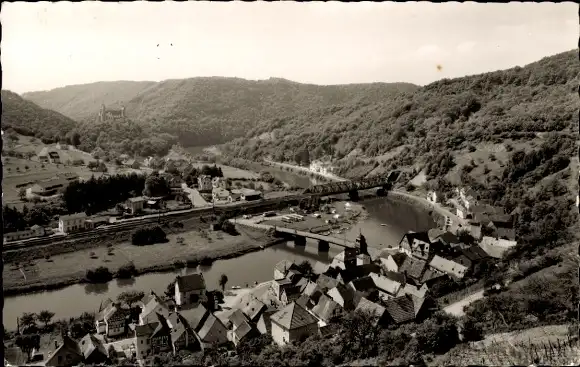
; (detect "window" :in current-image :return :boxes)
[146,339,150,344]
[141,340,143,344]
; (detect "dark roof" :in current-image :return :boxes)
[46,335,82,364]
[471,204,505,215]
[283,285,303,298]
[270,302,319,330]
[403,231,431,245]
[234,320,255,340]
[383,295,416,324]
[176,273,206,292]
[349,276,376,292]
[436,232,461,245]
[229,309,248,328]
[494,227,516,241]
[399,256,428,281]
[177,304,208,332]
[391,253,408,267]
[461,246,489,262]
[383,270,406,284]
[79,334,107,360]
[355,297,386,324]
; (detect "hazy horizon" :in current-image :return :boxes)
[2,2,577,94]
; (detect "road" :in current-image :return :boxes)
[443,290,485,317]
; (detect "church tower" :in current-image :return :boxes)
[356,231,368,255]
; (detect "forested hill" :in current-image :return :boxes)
[222,50,577,170]
[1,90,79,141]
[22,77,419,147]
[22,81,157,121]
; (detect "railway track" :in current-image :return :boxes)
[3,194,307,250]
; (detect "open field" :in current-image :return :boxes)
[3,223,271,293]
[190,162,259,179]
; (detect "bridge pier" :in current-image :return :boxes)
[318,240,330,252]
[294,236,306,246]
[348,190,359,201]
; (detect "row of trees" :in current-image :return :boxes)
[3,202,66,233]
[131,226,168,246]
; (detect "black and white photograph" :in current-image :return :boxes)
[2,2,579,366]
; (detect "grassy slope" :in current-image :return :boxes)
[21,77,418,147]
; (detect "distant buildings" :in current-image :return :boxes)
[198,175,213,193]
[3,225,45,243]
[98,104,126,122]
[309,160,335,176]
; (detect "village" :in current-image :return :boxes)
[5,180,519,366]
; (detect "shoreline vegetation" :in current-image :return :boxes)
[4,236,286,297]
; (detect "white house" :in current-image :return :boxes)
[175,273,207,308]
[428,255,468,280]
[269,302,319,346]
[3,225,45,242]
[309,160,335,176]
[427,190,442,204]
[58,213,87,234]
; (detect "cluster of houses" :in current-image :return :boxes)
[427,186,518,258]
[37,148,62,164]
[309,160,335,176]
[31,226,500,366]
[202,176,262,203]
[26,172,79,197]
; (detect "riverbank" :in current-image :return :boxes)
[4,225,284,297]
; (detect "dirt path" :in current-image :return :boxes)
[443,290,484,317]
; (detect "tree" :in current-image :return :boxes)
[295,260,314,279]
[117,262,137,279]
[37,310,55,328]
[15,334,40,362]
[219,274,228,292]
[143,174,170,197]
[18,188,26,200]
[117,290,145,308]
[19,313,37,330]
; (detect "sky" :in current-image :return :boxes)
[2,2,578,94]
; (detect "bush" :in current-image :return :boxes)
[117,261,137,279]
[85,266,113,283]
[131,226,167,246]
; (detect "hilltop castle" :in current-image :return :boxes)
[98,104,126,122]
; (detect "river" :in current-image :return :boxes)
[3,175,435,330]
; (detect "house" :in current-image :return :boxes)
[38,147,50,163]
[427,190,443,204]
[300,282,324,305]
[355,297,388,326]
[231,320,259,347]
[399,283,429,299]
[270,302,319,346]
[256,308,278,335]
[274,260,297,280]
[311,294,343,324]
[225,309,249,331]
[197,175,213,192]
[370,273,402,301]
[44,335,84,367]
[357,253,372,266]
[98,104,126,122]
[95,302,130,337]
[456,187,479,210]
[28,178,69,196]
[85,216,111,230]
[479,236,517,258]
[139,292,172,325]
[431,231,462,248]
[383,294,423,326]
[398,231,432,260]
[486,220,516,241]
[273,278,294,300]
[196,312,228,348]
[177,304,210,333]
[330,248,358,270]
[316,274,340,292]
[309,160,335,176]
[398,256,429,286]
[348,276,378,300]
[241,298,268,323]
[212,188,231,202]
[327,283,359,311]
[79,334,109,365]
[281,285,303,306]
[58,212,87,234]
[127,196,146,214]
[175,273,207,308]
[168,312,201,354]
[212,177,228,189]
[3,225,45,242]
[133,313,172,360]
[379,253,407,273]
[238,188,262,201]
[454,245,490,269]
[456,204,469,220]
[428,255,468,280]
[312,261,330,275]
[48,151,61,164]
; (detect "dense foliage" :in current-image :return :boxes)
[3,203,67,233]
[131,226,168,246]
[221,50,577,175]
[63,173,146,215]
[85,266,113,283]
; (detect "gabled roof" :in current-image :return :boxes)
[46,335,82,364]
[383,270,406,284]
[177,304,208,332]
[168,313,191,342]
[436,232,461,245]
[460,246,489,262]
[282,285,303,298]
[270,302,318,331]
[316,274,340,291]
[383,295,416,324]
[355,297,386,322]
[275,260,296,274]
[229,309,248,329]
[427,228,446,242]
[429,255,468,279]
[234,320,255,340]
[197,313,226,342]
[79,333,107,360]
[59,212,87,221]
[135,322,158,337]
[333,248,358,262]
[140,294,171,324]
[400,283,428,299]
[99,303,129,323]
[313,261,330,275]
[420,267,445,284]
[241,298,267,322]
[399,256,428,281]
[128,196,146,203]
[311,294,342,323]
[258,308,278,335]
[370,273,402,295]
[349,276,376,293]
[328,283,358,310]
[176,273,206,292]
[401,231,431,245]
